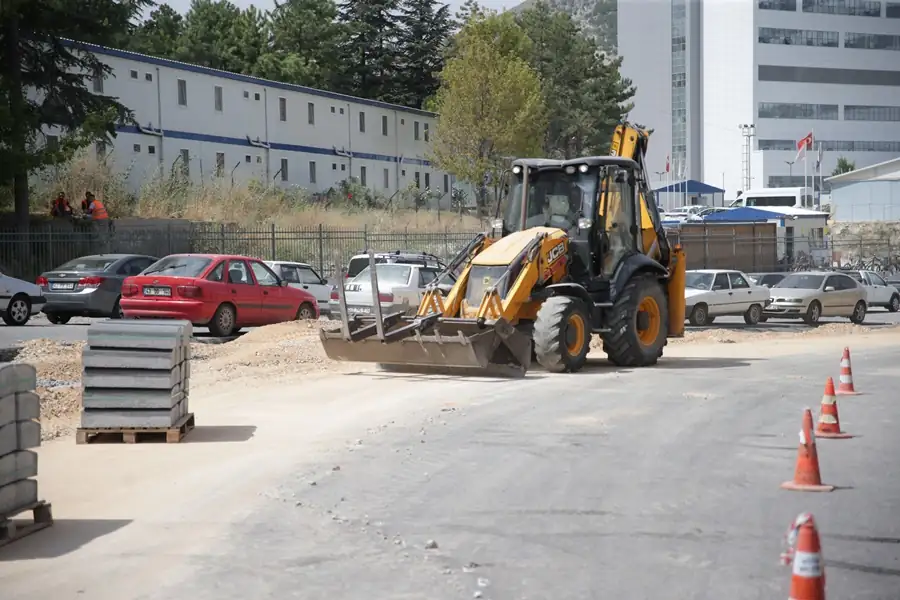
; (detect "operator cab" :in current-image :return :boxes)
[495,156,657,281]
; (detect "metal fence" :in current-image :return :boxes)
[2,221,900,282]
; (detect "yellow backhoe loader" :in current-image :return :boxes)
[320,122,686,376]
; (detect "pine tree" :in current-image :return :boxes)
[0,0,151,231]
[128,4,185,58]
[334,0,401,100]
[260,0,343,88]
[394,0,453,108]
[175,0,242,71]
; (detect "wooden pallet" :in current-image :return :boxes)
[75,412,195,445]
[0,501,53,548]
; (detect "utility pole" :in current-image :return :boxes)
[655,171,665,181]
[785,160,794,182]
[739,124,756,191]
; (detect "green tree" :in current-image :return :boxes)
[175,0,242,71]
[261,0,343,88]
[334,0,401,100]
[0,0,151,231]
[516,1,633,158]
[128,3,185,58]
[430,12,546,211]
[225,6,270,75]
[393,0,453,108]
[832,157,855,176]
[453,0,483,26]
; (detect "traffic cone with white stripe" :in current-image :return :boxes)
[781,408,835,492]
[836,347,860,395]
[816,377,853,439]
[781,512,826,600]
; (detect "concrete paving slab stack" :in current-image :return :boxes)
[81,319,192,429]
[0,364,41,516]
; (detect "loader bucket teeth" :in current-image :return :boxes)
[319,317,532,378]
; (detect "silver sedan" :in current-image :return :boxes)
[763,271,867,326]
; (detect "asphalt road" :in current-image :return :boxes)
[136,342,897,599]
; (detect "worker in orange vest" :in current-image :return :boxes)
[83,191,109,220]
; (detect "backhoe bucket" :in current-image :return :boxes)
[320,250,532,377]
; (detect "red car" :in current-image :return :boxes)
[120,253,319,336]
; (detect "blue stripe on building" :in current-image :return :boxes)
[66,40,436,118]
[117,125,431,166]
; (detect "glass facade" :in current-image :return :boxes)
[844,105,900,121]
[845,32,900,50]
[758,27,840,46]
[758,102,839,119]
[671,0,687,176]
[759,0,798,10]
[801,0,882,16]
[759,139,900,152]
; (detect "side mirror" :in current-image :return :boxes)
[281,280,290,287]
[824,286,835,292]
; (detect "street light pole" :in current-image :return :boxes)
[785,160,795,182]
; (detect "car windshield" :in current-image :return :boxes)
[353,264,412,286]
[57,257,117,271]
[143,256,212,277]
[685,272,714,290]
[775,274,824,289]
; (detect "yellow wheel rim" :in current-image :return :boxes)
[565,313,586,355]
[637,296,661,347]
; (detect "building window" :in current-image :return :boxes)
[92,68,104,93]
[309,161,317,184]
[180,149,190,176]
[177,79,188,106]
[802,0,881,16]
[758,102,838,119]
[280,158,289,181]
[889,1,900,16]
[254,92,261,101]
[308,102,315,125]
[215,152,225,177]
[332,163,337,170]
[443,174,449,193]
[244,90,250,99]
[759,138,900,152]
[359,111,366,133]
[414,171,421,188]
[45,135,59,151]
[331,106,336,113]
[401,169,406,176]
[339,107,344,115]
[424,124,429,142]
[245,154,251,162]
[130,69,138,79]
[256,156,262,163]
[133,144,141,152]
[360,166,367,186]
[424,173,430,189]
[759,0,797,10]
[845,32,900,51]
[759,64,900,86]
[145,73,153,82]
[382,115,389,136]
[758,27,839,47]
[844,104,900,121]
[148,145,156,155]
[383,168,390,189]
[414,121,420,141]
[279,97,287,122]
[214,86,223,112]
[341,164,346,171]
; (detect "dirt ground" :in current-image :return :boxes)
[11,319,898,441]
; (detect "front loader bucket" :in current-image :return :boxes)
[320,317,533,378]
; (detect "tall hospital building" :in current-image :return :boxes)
[617,0,900,197]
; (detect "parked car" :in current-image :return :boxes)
[37,253,158,324]
[0,271,46,326]
[838,269,900,312]
[265,261,331,316]
[119,254,319,337]
[343,250,448,279]
[764,271,867,326]
[662,205,707,222]
[747,272,787,288]
[684,269,771,326]
[329,262,455,318]
[686,207,731,222]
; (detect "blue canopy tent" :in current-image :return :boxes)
[653,179,725,210]
[702,207,784,224]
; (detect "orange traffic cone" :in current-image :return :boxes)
[781,408,835,492]
[781,512,826,600]
[835,347,860,395]
[816,378,853,439]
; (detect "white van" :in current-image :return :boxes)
[729,187,815,209]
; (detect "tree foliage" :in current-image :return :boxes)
[832,157,856,176]
[430,12,547,208]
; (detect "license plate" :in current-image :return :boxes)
[143,286,171,297]
[50,282,75,290]
[348,306,370,315]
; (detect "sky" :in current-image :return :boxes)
[163,0,515,19]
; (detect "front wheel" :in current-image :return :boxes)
[688,303,710,326]
[296,302,316,320]
[533,296,591,373]
[2,294,31,326]
[744,304,762,325]
[803,300,822,326]
[603,274,669,367]
[850,300,866,324]
[889,294,900,313]
[209,303,237,337]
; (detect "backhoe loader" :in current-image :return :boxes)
[319,122,686,376]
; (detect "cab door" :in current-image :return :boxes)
[225,259,263,324]
[727,271,754,312]
[249,260,294,323]
[865,271,892,305]
[708,272,732,316]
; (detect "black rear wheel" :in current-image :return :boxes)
[603,274,669,367]
[533,296,591,373]
[209,303,237,337]
[46,313,72,325]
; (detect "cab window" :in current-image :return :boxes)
[226,260,252,285]
[713,273,730,290]
[870,273,887,286]
[207,261,225,283]
[728,272,750,289]
[298,266,323,284]
[250,261,280,287]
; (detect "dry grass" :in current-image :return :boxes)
[28,150,485,233]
